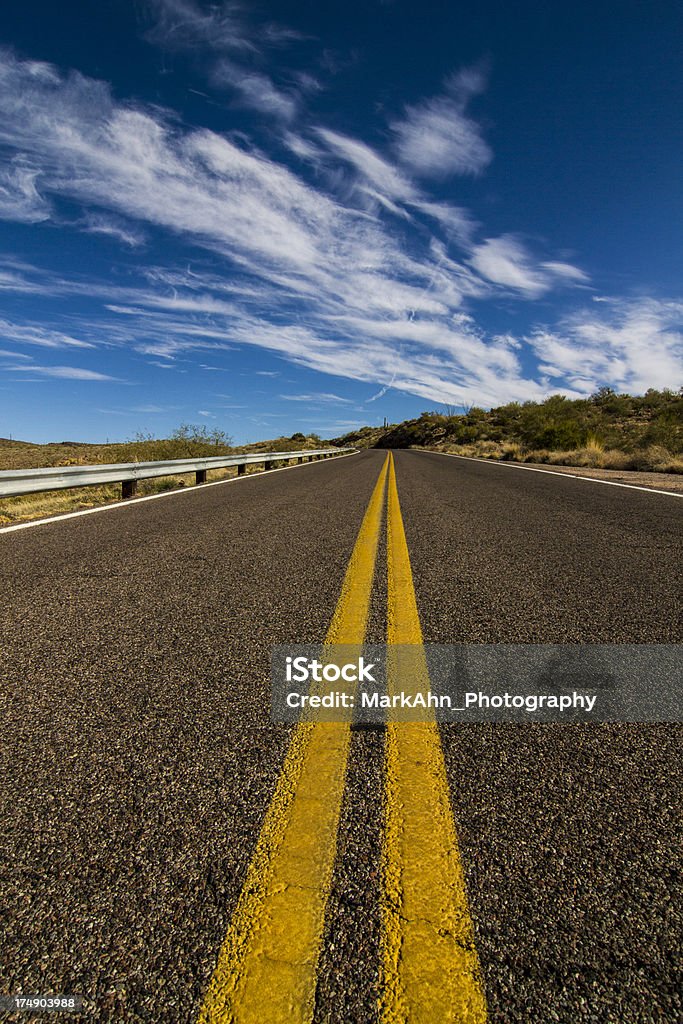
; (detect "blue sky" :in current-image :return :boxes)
[0,0,681,444]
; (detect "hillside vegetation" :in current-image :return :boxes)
[334,388,683,473]
[0,425,331,471]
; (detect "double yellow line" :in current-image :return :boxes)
[198,453,487,1023]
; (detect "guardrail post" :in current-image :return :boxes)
[298,456,304,464]
[122,479,137,499]
[264,460,273,471]
[237,463,246,476]
[195,469,207,485]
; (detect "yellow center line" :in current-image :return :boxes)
[380,452,488,1023]
[198,454,390,1024]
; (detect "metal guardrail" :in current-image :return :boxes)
[0,448,356,499]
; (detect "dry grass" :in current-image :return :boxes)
[538,444,683,473]
[0,440,127,472]
[584,433,605,452]
[416,439,683,475]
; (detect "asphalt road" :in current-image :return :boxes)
[0,449,680,1023]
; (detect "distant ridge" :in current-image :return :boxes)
[47,441,99,447]
[0,438,97,447]
[0,437,39,447]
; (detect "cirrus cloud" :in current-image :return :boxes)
[391,66,492,178]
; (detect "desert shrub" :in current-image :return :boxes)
[500,443,524,461]
[631,445,683,472]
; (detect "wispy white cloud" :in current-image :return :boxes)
[147,0,305,54]
[0,318,96,349]
[145,0,257,55]
[96,404,171,414]
[147,0,307,122]
[283,131,323,163]
[0,57,337,281]
[412,200,476,243]
[366,378,395,402]
[0,348,31,359]
[82,213,145,247]
[3,364,117,380]
[469,236,548,296]
[326,419,370,429]
[0,258,69,295]
[528,298,683,393]
[280,392,353,403]
[391,66,491,178]
[0,268,38,293]
[211,60,299,121]
[316,127,416,203]
[540,261,590,284]
[0,160,50,222]
[469,236,586,297]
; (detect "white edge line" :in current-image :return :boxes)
[0,451,360,535]
[417,450,683,498]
